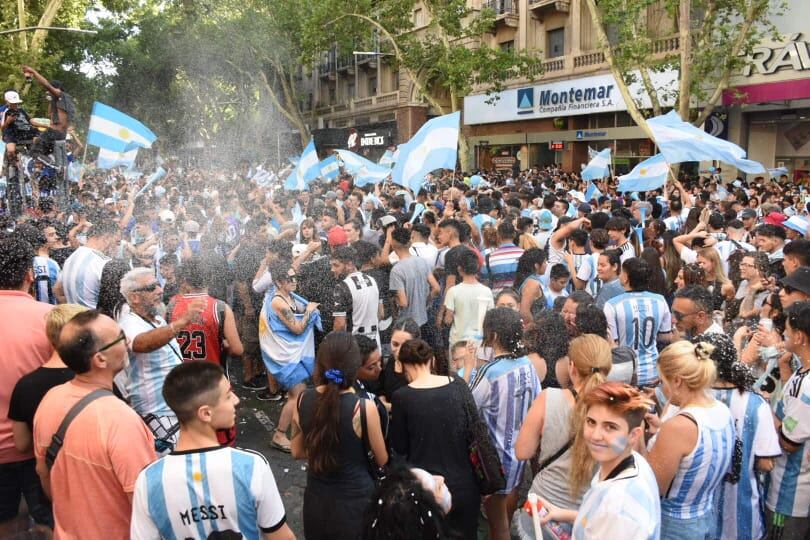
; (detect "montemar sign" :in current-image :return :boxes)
[464,70,677,125]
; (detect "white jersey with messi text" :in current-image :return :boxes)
[131,446,287,540]
[573,452,660,540]
[767,366,810,517]
[660,401,735,520]
[604,290,672,386]
[58,245,109,308]
[119,312,183,417]
[32,255,60,305]
[576,252,601,298]
[711,388,780,540]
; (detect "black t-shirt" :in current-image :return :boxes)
[298,256,338,331]
[232,241,265,316]
[8,366,74,430]
[366,265,392,320]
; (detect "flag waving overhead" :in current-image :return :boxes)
[584,181,602,201]
[96,147,138,170]
[378,149,396,167]
[647,111,765,173]
[335,150,392,187]
[391,112,460,192]
[284,139,320,191]
[581,148,611,181]
[617,154,670,192]
[768,167,789,177]
[319,155,340,181]
[87,102,157,152]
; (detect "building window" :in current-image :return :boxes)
[500,40,514,52]
[329,86,336,104]
[616,112,634,127]
[391,71,399,92]
[348,82,356,100]
[547,28,565,58]
[369,76,377,96]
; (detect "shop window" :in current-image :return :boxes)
[616,112,634,127]
[594,113,615,129]
[547,28,565,58]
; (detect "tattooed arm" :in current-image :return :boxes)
[271,297,316,335]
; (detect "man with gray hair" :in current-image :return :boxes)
[118,267,204,453]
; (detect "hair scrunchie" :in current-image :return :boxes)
[324,368,344,385]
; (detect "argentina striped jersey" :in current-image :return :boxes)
[604,291,672,386]
[711,388,780,540]
[131,446,287,540]
[119,312,182,417]
[470,355,541,493]
[58,246,109,308]
[661,401,735,520]
[32,255,60,305]
[767,367,810,517]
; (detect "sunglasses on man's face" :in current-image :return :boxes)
[96,331,126,354]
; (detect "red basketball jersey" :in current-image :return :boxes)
[169,293,224,365]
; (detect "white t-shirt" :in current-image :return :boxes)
[444,281,494,346]
[131,446,287,539]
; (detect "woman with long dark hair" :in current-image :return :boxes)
[470,307,541,540]
[97,259,131,320]
[390,339,480,539]
[641,246,668,296]
[292,331,388,540]
[514,248,547,325]
[378,317,421,407]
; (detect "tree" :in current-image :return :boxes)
[582,0,782,139]
[301,0,541,170]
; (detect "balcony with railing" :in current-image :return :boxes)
[312,90,402,118]
[483,0,518,28]
[528,0,570,17]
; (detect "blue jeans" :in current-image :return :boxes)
[661,512,713,540]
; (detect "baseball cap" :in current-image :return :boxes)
[781,267,810,296]
[785,215,809,235]
[537,209,554,230]
[103,198,116,205]
[567,190,586,203]
[325,191,337,200]
[740,208,757,220]
[764,212,787,227]
[379,215,398,228]
[4,91,22,104]
[327,225,348,248]
[578,203,592,214]
[183,220,200,234]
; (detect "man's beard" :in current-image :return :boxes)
[147,302,167,319]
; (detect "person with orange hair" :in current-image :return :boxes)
[533,382,661,539]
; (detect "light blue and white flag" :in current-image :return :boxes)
[135,167,166,198]
[617,154,669,192]
[284,139,320,191]
[378,149,396,167]
[87,102,157,152]
[319,155,340,181]
[768,167,789,177]
[335,149,392,187]
[647,111,765,173]
[584,181,602,201]
[252,168,274,188]
[391,112,460,192]
[96,147,138,170]
[66,160,82,183]
[581,148,611,181]
[587,146,598,160]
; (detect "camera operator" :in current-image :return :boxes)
[1,90,42,165]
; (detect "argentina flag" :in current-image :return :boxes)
[319,155,340,181]
[87,102,157,152]
[581,148,611,181]
[96,147,138,170]
[391,112,460,193]
[584,181,602,201]
[647,111,765,173]
[617,154,669,192]
[284,139,320,191]
[378,149,396,167]
[335,149,391,187]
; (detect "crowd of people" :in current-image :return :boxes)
[1,139,810,540]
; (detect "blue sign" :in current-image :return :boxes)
[576,130,584,139]
[517,88,534,114]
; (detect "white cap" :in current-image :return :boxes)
[4,91,22,104]
[103,198,116,205]
[567,190,586,203]
[785,215,809,235]
[159,210,176,224]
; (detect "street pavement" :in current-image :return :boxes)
[231,378,307,536]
